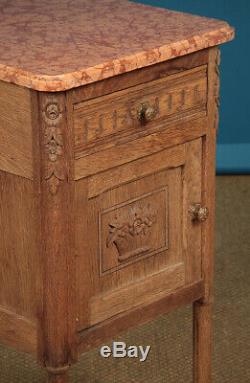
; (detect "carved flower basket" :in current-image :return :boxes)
[106,211,156,262]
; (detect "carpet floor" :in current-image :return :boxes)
[0,175,249,382]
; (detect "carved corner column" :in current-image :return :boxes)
[193,47,219,383]
[37,92,76,382]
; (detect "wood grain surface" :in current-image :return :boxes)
[74,66,207,152]
[0,306,37,355]
[0,81,33,178]
[79,280,204,354]
[0,171,39,320]
[193,47,219,383]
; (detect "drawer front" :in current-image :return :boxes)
[75,139,203,330]
[74,65,207,155]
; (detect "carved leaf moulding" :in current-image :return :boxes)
[42,98,66,195]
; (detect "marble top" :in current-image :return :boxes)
[0,0,234,92]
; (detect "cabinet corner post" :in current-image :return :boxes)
[34,91,76,380]
[193,46,219,383]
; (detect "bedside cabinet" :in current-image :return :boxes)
[0,1,234,382]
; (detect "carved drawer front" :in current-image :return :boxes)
[75,139,203,330]
[73,65,207,156]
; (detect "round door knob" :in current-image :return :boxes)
[189,203,209,222]
[137,103,157,123]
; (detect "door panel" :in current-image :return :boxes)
[75,138,202,330]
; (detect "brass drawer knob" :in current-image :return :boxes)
[189,203,209,222]
[137,102,157,123]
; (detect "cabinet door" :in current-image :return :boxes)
[75,138,202,330]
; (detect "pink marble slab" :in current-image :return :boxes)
[0,0,234,91]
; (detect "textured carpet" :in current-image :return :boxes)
[0,176,249,382]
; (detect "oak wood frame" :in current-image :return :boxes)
[192,47,219,383]
[0,47,219,383]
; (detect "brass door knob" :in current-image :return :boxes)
[189,203,209,222]
[137,102,157,123]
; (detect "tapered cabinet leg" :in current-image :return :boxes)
[192,47,219,383]
[48,373,69,383]
[193,301,213,383]
[47,369,69,383]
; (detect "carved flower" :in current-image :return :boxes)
[45,126,63,162]
[43,102,62,127]
[107,205,156,248]
[45,102,60,120]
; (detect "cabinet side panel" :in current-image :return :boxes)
[0,81,33,179]
[0,171,39,321]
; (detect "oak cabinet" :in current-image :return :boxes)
[0,1,234,382]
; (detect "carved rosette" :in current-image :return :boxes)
[214,49,221,131]
[42,98,65,195]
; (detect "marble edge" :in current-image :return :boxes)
[0,24,234,92]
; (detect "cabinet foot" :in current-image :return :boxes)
[193,301,213,383]
[46,366,69,383]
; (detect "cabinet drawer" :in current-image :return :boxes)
[74,65,207,155]
[75,139,203,330]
